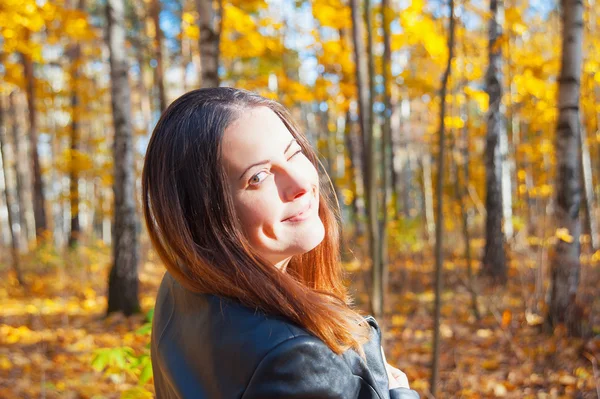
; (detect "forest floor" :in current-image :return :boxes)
[0,239,599,398]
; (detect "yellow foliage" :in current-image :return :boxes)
[2,62,25,89]
[223,4,258,35]
[228,0,266,13]
[555,228,574,243]
[398,3,448,65]
[464,87,489,112]
[444,115,464,129]
[279,77,314,105]
[64,11,95,40]
[182,11,196,25]
[312,0,351,30]
[183,25,200,40]
[56,149,94,174]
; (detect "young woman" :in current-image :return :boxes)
[143,87,419,399]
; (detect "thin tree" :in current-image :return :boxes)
[482,0,508,284]
[431,0,455,395]
[21,45,48,242]
[547,0,585,336]
[339,27,365,239]
[351,0,381,318]
[364,0,382,319]
[151,0,167,112]
[458,30,480,320]
[0,96,25,286]
[67,0,86,249]
[8,92,29,246]
[380,0,394,315]
[580,124,597,251]
[106,0,141,316]
[195,0,222,88]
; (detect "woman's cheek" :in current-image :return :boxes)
[236,196,272,232]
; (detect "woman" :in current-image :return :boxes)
[143,87,419,399]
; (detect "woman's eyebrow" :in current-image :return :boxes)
[238,138,297,180]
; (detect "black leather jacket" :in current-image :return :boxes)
[151,272,420,399]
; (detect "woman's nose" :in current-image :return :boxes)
[277,165,312,202]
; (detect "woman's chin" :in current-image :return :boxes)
[295,219,326,253]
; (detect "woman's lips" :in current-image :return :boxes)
[282,196,314,223]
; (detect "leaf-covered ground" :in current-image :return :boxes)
[0,240,599,398]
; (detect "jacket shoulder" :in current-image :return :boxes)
[242,334,363,398]
[151,272,314,398]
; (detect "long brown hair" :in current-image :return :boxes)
[142,87,372,357]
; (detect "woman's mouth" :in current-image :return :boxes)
[282,196,314,223]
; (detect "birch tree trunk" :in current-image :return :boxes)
[547,0,584,336]
[151,0,167,112]
[458,90,480,321]
[482,0,507,283]
[350,4,372,247]
[8,92,29,248]
[21,48,47,242]
[0,97,24,286]
[106,0,141,316]
[431,0,455,394]
[422,154,435,245]
[395,99,413,219]
[580,124,597,251]
[196,0,221,88]
[500,124,513,240]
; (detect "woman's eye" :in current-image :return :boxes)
[249,171,269,186]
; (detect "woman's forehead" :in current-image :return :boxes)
[221,107,295,175]
[223,108,293,154]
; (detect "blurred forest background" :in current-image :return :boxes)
[1,0,599,397]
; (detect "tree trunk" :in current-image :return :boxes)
[338,28,365,238]
[151,0,167,112]
[180,2,191,92]
[106,0,141,316]
[352,0,381,319]
[350,1,371,253]
[321,109,334,181]
[500,121,513,240]
[580,124,597,251]
[8,92,29,248]
[380,0,393,315]
[390,100,400,219]
[21,49,47,242]
[482,0,507,283]
[506,25,521,226]
[397,96,413,219]
[457,88,480,320]
[68,77,81,249]
[421,154,435,245]
[430,0,455,395]
[547,0,585,336]
[344,111,363,238]
[0,96,25,286]
[196,0,221,88]
[67,0,86,249]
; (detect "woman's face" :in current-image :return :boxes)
[221,106,325,268]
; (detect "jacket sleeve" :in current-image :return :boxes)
[242,335,380,399]
[389,388,420,399]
